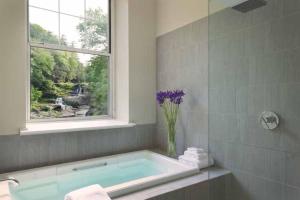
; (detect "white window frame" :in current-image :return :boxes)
[26,0,115,122]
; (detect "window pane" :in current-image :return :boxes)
[60,14,82,48]
[60,14,109,52]
[60,0,84,17]
[30,47,109,119]
[86,0,109,15]
[29,7,59,44]
[83,0,109,51]
[29,0,58,12]
[76,18,109,52]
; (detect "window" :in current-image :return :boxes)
[28,0,111,120]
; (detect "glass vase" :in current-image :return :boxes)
[167,122,176,157]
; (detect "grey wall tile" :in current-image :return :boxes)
[265,180,284,200]
[283,0,300,16]
[137,124,155,149]
[241,146,268,178]
[247,174,266,200]
[266,150,286,182]
[0,124,156,173]
[18,135,50,168]
[280,83,300,120]
[208,1,300,200]
[279,117,300,153]
[240,115,281,149]
[220,87,236,114]
[48,132,79,163]
[286,153,300,188]
[209,139,226,168]
[156,18,209,154]
[283,49,300,84]
[0,135,20,172]
[224,142,244,170]
[247,86,265,115]
[250,0,283,26]
[228,170,251,200]
[283,185,300,200]
[267,13,300,53]
[236,87,249,114]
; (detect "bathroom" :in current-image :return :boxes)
[0,0,299,199]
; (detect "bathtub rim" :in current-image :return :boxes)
[1,150,200,198]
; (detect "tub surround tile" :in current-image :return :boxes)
[19,134,50,169]
[0,135,20,172]
[114,167,230,200]
[0,124,156,173]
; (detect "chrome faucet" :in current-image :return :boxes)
[0,177,20,186]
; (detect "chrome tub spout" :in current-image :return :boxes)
[0,177,20,186]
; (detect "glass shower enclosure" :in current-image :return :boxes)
[208,0,300,199]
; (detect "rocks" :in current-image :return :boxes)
[30,94,91,119]
[64,95,90,107]
[53,105,63,111]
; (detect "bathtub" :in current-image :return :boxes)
[1,150,199,200]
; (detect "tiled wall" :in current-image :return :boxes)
[0,124,155,173]
[156,19,209,155]
[209,0,300,199]
[148,176,229,200]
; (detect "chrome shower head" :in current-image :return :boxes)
[232,0,267,13]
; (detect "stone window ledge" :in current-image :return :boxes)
[20,120,136,136]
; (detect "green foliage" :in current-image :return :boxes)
[57,82,75,91]
[85,56,108,115]
[30,24,66,45]
[31,102,41,113]
[30,31,84,99]
[77,8,108,50]
[30,8,109,118]
[30,24,59,44]
[52,51,83,83]
[31,48,55,88]
[31,87,42,103]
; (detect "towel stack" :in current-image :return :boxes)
[178,147,214,169]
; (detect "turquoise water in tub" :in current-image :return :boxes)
[10,158,166,200]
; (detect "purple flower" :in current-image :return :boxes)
[156,91,167,105]
[156,90,185,106]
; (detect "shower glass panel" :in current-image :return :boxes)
[208,0,300,199]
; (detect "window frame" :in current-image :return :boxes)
[26,0,114,122]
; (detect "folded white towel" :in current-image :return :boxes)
[184,150,208,160]
[179,155,207,163]
[179,157,200,168]
[179,155,214,169]
[0,196,11,200]
[0,181,10,198]
[64,185,111,200]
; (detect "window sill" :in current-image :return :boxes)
[20,120,136,136]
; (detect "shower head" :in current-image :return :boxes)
[232,0,267,13]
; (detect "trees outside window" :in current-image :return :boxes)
[29,0,110,119]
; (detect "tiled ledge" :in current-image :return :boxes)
[114,167,231,200]
[20,120,136,135]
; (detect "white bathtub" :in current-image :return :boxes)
[1,150,199,200]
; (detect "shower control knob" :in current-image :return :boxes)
[259,111,279,130]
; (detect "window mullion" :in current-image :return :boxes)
[84,0,86,19]
[30,42,110,56]
[58,0,61,45]
[108,0,111,53]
